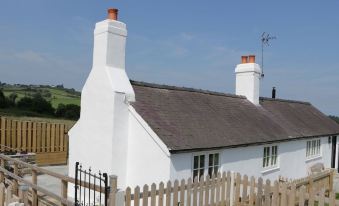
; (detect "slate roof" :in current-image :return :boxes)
[131,81,339,153]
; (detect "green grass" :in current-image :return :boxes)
[1,84,80,109]
[0,109,76,127]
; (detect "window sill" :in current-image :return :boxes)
[305,155,322,163]
[261,166,280,174]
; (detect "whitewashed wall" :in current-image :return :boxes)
[125,106,171,189]
[170,136,332,181]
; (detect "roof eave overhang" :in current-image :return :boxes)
[169,132,339,154]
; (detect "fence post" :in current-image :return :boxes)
[6,185,12,206]
[18,184,29,205]
[230,172,235,206]
[13,163,18,196]
[0,159,4,183]
[0,183,5,206]
[109,175,117,206]
[329,169,334,193]
[61,180,68,206]
[31,169,38,206]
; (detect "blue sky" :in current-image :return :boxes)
[0,1,338,115]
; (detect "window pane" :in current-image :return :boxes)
[214,154,219,165]
[200,168,204,177]
[208,167,213,177]
[272,155,276,165]
[209,154,213,167]
[194,156,199,169]
[214,166,218,175]
[200,155,205,168]
[193,170,198,179]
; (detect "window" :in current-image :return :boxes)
[193,152,220,180]
[263,146,278,168]
[208,153,219,177]
[306,139,321,158]
[193,155,205,180]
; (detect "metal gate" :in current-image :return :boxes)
[75,162,109,206]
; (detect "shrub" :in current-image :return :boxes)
[17,93,55,115]
[0,89,10,108]
[55,103,80,120]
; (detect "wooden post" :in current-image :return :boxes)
[256,178,263,206]
[288,184,296,206]
[173,180,179,206]
[32,169,38,206]
[0,183,5,206]
[61,180,68,206]
[109,175,117,206]
[248,177,255,206]
[0,159,4,183]
[280,183,287,206]
[298,186,305,206]
[13,163,18,196]
[125,187,131,206]
[180,179,185,206]
[329,169,334,193]
[158,182,164,206]
[142,184,149,206]
[318,189,325,206]
[6,185,12,206]
[134,186,140,206]
[263,179,271,206]
[308,175,313,194]
[18,184,29,205]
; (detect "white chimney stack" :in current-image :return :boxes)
[68,8,134,192]
[91,8,134,101]
[235,55,262,105]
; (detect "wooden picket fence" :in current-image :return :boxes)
[120,169,337,206]
[0,117,69,165]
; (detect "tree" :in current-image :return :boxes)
[17,93,55,115]
[8,92,18,106]
[0,89,9,108]
[55,103,80,120]
[31,93,55,115]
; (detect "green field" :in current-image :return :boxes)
[1,84,80,109]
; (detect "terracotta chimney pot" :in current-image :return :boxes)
[241,56,248,64]
[248,55,255,63]
[107,8,118,20]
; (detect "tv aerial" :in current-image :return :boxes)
[261,32,276,78]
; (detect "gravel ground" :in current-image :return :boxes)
[23,165,69,195]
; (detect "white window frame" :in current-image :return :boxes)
[208,153,220,177]
[306,139,321,159]
[192,151,221,180]
[192,154,205,181]
[262,145,279,169]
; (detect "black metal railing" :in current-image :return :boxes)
[75,162,108,206]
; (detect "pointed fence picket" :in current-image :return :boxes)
[118,169,336,206]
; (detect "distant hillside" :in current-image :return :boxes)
[0,82,80,108]
[330,115,339,124]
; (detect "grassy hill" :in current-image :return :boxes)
[0,83,80,109]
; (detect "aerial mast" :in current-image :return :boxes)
[261,32,276,78]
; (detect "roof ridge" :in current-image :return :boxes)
[131,80,246,99]
[259,97,311,105]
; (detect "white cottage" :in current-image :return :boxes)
[68,9,339,190]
